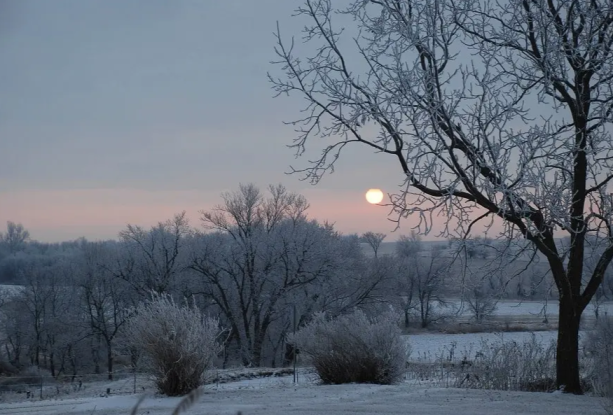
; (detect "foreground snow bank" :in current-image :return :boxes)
[0,379,605,415]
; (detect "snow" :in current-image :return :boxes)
[0,378,605,415]
[0,299,607,414]
[407,331,561,362]
[429,300,613,319]
[488,300,613,317]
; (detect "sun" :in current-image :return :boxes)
[365,188,384,204]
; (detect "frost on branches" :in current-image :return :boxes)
[127,293,224,396]
[271,0,613,394]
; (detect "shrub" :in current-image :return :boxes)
[0,360,19,376]
[289,310,408,385]
[585,316,613,413]
[127,293,224,396]
[450,334,557,392]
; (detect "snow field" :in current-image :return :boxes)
[0,377,606,415]
[407,331,560,362]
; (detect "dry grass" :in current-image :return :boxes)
[406,333,560,392]
[585,317,613,414]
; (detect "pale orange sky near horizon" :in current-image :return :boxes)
[2,1,424,243]
[0,1,500,244]
[0,187,425,243]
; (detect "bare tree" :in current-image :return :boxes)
[0,221,30,254]
[313,234,393,315]
[396,231,423,257]
[413,256,450,328]
[12,259,81,376]
[464,272,498,323]
[395,242,449,328]
[189,184,337,366]
[271,0,613,393]
[393,255,416,328]
[280,232,392,356]
[1,295,29,366]
[360,231,387,258]
[77,242,132,380]
[117,212,191,297]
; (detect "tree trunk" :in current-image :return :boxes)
[252,334,263,367]
[107,343,113,380]
[91,336,101,374]
[556,296,582,394]
[49,351,55,377]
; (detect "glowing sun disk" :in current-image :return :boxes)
[365,189,384,204]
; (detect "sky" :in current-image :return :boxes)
[0,0,411,242]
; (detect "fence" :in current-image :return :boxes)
[0,366,300,403]
[0,368,147,402]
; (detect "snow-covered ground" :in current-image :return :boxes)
[407,330,561,362]
[429,299,613,319]
[0,298,606,414]
[0,376,605,415]
[0,329,604,414]
[485,300,613,317]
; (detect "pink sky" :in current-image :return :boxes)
[0,1,502,244]
[0,187,419,242]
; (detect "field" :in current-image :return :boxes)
[416,299,613,331]
[0,328,602,414]
[0,372,606,415]
[408,330,559,362]
[0,300,608,414]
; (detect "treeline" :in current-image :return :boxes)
[0,185,396,379]
[0,183,611,380]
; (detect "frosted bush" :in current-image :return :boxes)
[586,317,613,413]
[289,310,408,385]
[452,334,557,392]
[127,293,224,396]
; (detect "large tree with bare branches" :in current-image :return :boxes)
[189,184,336,366]
[270,0,613,393]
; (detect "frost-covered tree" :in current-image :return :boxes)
[190,184,389,366]
[465,274,498,323]
[271,0,613,393]
[396,231,423,257]
[117,212,191,297]
[395,243,449,328]
[0,221,30,254]
[77,242,133,379]
[360,231,387,258]
[9,258,82,376]
[189,184,337,366]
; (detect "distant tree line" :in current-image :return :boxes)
[0,184,611,380]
